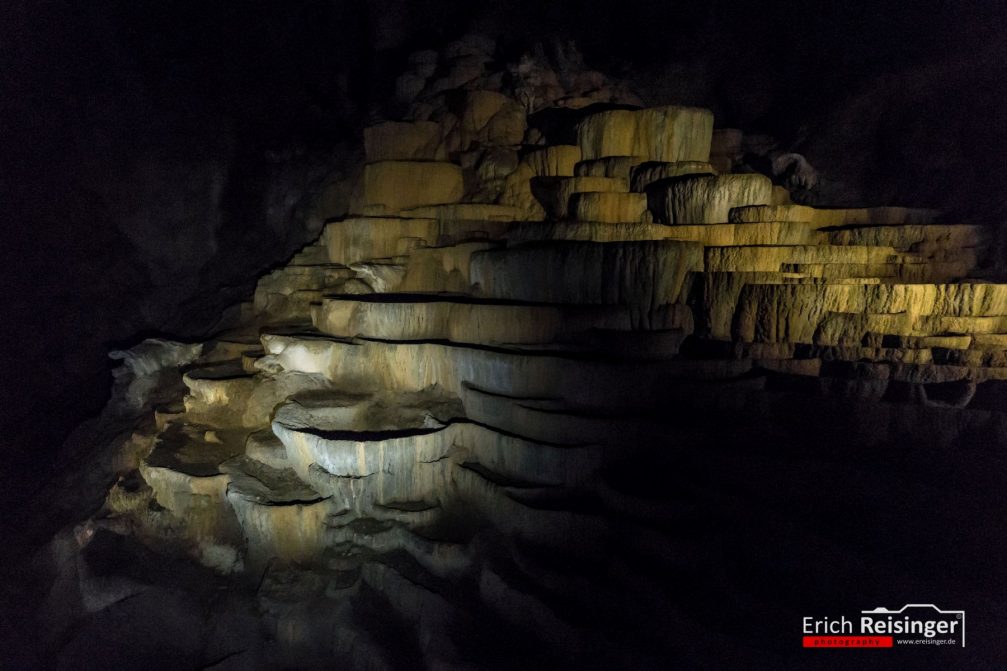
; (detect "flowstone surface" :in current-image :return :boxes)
[29,46,1007,671]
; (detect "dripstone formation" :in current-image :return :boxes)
[69,55,1005,669]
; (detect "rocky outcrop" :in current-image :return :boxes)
[42,41,1005,670]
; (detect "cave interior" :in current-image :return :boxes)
[3,1,1007,669]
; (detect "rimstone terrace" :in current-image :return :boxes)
[105,104,1003,666]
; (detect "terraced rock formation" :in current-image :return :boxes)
[66,96,1007,669]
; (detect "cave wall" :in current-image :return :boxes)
[3,0,1006,495]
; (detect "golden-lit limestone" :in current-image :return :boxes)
[253,266,354,321]
[818,277,884,285]
[704,244,907,272]
[260,336,749,421]
[474,145,520,179]
[499,146,583,221]
[782,261,971,283]
[256,263,350,289]
[729,204,941,225]
[694,271,796,338]
[916,315,1007,335]
[432,92,524,156]
[500,165,544,220]
[286,242,330,266]
[137,425,247,541]
[182,367,256,426]
[397,242,496,293]
[459,90,527,148]
[240,372,332,429]
[313,296,632,345]
[570,192,648,223]
[323,217,509,265]
[971,334,1007,349]
[253,288,323,323]
[461,90,508,137]
[314,298,560,344]
[657,173,773,224]
[278,420,450,484]
[199,339,259,368]
[356,203,398,217]
[139,464,237,540]
[502,220,819,246]
[814,313,915,346]
[255,335,341,380]
[908,335,973,349]
[735,283,1007,343]
[826,224,986,252]
[244,430,290,469]
[226,489,329,567]
[273,415,600,488]
[680,221,821,245]
[332,277,378,295]
[819,346,935,365]
[523,145,582,177]
[90,87,1007,630]
[325,217,434,264]
[319,458,457,514]
[779,263,903,279]
[470,240,703,317]
[364,121,445,161]
[116,95,1007,592]
[531,176,628,219]
[574,156,648,178]
[576,106,714,162]
[185,367,332,430]
[346,262,407,293]
[669,222,822,246]
[357,161,464,214]
[407,246,497,293]
[629,161,716,192]
[504,221,688,245]
[862,284,1007,317]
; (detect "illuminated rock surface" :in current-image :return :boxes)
[31,44,1007,671]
